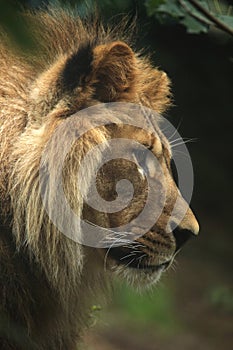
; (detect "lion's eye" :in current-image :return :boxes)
[134,148,147,166]
[133,146,155,178]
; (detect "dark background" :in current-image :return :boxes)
[1,1,232,349]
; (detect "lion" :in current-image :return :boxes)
[0,8,199,350]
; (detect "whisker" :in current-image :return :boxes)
[103,234,130,272]
[120,252,137,261]
[136,253,147,269]
[132,243,146,249]
[170,136,195,144]
[167,118,183,141]
[171,138,197,149]
[136,253,147,262]
[88,222,147,271]
[169,137,183,145]
[124,257,136,269]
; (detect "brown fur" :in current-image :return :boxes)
[0,8,198,349]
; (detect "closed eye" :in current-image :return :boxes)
[133,145,156,178]
[133,144,153,162]
[133,148,147,166]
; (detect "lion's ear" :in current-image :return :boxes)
[142,69,172,114]
[92,41,137,101]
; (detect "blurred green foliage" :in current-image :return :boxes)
[110,282,181,335]
[89,305,103,328]
[146,0,210,33]
[146,0,233,34]
[0,0,36,51]
[209,286,233,312]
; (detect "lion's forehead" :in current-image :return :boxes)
[108,123,172,161]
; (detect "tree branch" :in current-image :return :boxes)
[186,0,233,37]
[179,0,211,26]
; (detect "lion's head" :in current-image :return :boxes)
[5,10,199,297]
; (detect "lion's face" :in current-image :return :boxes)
[8,31,199,290]
[83,123,199,288]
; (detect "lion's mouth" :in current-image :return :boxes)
[114,257,172,273]
[107,247,172,273]
[132,260,171,273]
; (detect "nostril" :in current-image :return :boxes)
[173,227,194,252]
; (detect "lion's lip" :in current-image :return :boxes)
[129,260,172,272]
[139,260,171,270]
[107,247,172,272]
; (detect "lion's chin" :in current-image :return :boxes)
[111,262,170,290]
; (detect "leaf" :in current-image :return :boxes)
[198,0,210,11]
[156,0,185,19]
[179,0,212,24]
[216,14,233,29]
[145,0,211,34]
[145,0,165,16]
[91,305,102,312]
[181,14,209,34]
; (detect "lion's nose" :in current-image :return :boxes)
[173,227,197,252]
[170,202,199,252]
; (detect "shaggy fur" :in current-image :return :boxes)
[0,8,198,350]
